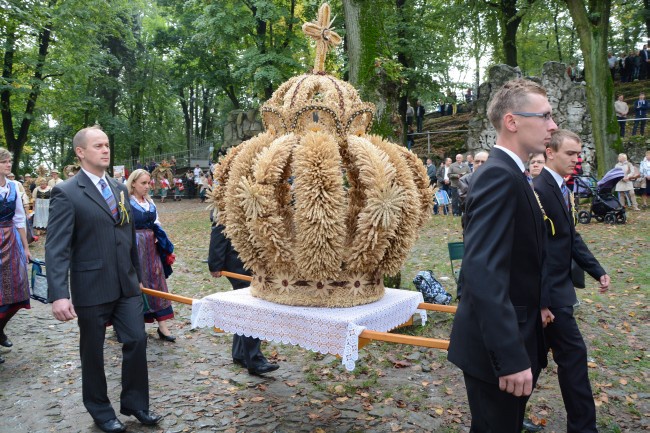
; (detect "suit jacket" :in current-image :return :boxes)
[448,148,547,384]
[208,223,250,290]
[45,171,142,307]
[448,162,470,188]
[533,169,605,308]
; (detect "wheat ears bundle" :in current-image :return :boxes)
[209,3,432,307]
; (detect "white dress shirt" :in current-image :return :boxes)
[0,179,26,228]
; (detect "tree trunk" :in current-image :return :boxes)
[553,2,563,62]
[342,0,361,85]
[178,88,192,157]
[1,22,53,173]
[564,0,617,175]
[501,0,521,67]
[643,0,650,43]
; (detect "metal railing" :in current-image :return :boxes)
[409,129,469,155]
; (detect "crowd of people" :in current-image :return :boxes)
[608,46,650,82]
[615,91,648,137]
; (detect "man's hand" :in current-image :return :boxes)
[210,271,222,278]
[598,274,611,293]
[541,308,555,328]
[52,299,77,322]
[498,368,533,397]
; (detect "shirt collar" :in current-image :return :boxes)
[494,145,526,173]
[81,167,108,187]
[543,166,565,188]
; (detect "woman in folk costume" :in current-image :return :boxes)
[32,177,52,233]
[0,148,31,364]
[126,169,176,341]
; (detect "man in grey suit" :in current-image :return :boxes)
[46,126,161,433]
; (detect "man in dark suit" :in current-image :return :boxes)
[46,126,161,433]
[448,79,558,433]
[533,129,610,433]
[208,220,279,376]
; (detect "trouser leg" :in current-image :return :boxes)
[112,295,149,412]
[76,303,115,422]
[463,373,530,433]
[546,307,597,433]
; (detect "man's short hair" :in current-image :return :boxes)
[72,125,103,150]
[548,129,581,152]
[487,79,548,131]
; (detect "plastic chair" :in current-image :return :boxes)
[447,242,464,289]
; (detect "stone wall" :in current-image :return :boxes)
[222,108,264,150]
[466,62,594,174]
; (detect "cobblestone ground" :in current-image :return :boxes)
[2,200,647,433]
[0,300,450,433]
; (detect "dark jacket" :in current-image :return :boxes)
[448,148,547,384]
[46,172,142,306]
[533,168,605,308]
[208,223,250,290]
[634,99,648,117]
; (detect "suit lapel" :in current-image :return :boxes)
[544,170,572,224]
[77,171,116,220]
[493,149,544,259]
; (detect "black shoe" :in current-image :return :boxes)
[522,418,544,432]
[233,358,248,368]
[0,334,13,348]
[248,362,279,376]
[157,328,176,342]
[94,418,126,433]
[120,408,162,426]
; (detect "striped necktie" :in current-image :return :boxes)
[561,181,571,211]
[99,179,118,220]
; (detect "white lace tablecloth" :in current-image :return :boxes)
[191,288,426,370]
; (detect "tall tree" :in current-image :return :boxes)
[564,0,617,174]
[1,0,56,173]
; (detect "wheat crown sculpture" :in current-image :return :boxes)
[210,3,432,307]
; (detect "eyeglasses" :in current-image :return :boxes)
[512,111,553,121]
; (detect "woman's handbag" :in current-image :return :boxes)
[29,258,49,304]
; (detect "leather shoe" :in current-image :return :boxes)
[120,408,162,425]
[0,335,13,348]
[94,418,126,433]
[522,418,544,432]
[248,362,279,376]
[233,358,247,368]
[157,328,176,342]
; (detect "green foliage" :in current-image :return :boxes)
[1,0,646,170]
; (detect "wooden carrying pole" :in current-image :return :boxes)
[141,271,454,351]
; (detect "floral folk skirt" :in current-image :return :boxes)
[0,222,30,317]
[136,229,174,322]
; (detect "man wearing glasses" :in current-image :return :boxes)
[448,79,557,433]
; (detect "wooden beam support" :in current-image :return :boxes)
[358,330,449,350]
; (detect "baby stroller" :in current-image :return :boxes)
[575,167,626,224]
